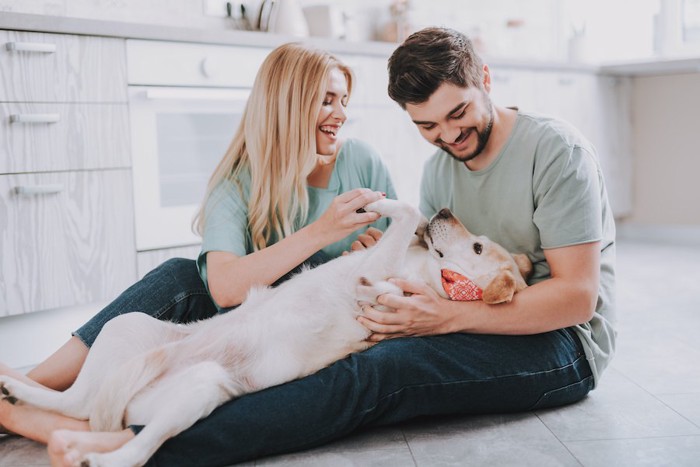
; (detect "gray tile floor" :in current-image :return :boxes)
[2,235,699,466]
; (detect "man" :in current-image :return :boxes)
[44,28,616,466]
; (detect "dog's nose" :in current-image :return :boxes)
[437,208,452,219]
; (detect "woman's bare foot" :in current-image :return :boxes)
[48,429,135,467]
[0,400,14,436]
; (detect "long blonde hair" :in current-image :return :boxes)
[193,43,353,251]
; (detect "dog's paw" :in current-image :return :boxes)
[363,199,420,220]
[356,277,403,310]
[0,376,19,405]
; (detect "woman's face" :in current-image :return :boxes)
[315,67,349,156]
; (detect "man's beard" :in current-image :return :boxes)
[442,102,495,163]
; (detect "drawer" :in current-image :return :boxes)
[0,30,127,103]
[127,39,269,88]
[0,102,130,174]
[0,169,137,316]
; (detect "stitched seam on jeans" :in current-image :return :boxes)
[357,354,590,419]
[152,290,210,320]
[528,374,594,410]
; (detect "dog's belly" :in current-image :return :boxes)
[245,297,371,389]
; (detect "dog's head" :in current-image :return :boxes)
[422,208,532,304]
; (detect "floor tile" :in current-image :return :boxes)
[536,369,700,441]
[255,426,414,466]
[0,437,49,466]
[657,393,700,428]
[402,414,579,466]
[565,435,700,467]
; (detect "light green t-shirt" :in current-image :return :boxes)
[420,111,616,388]
[197,138,397,302]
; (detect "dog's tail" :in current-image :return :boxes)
[89,343,179,432]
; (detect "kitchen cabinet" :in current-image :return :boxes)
[0,30,126,102]
[0,171,136,316]
[0,30,136,317]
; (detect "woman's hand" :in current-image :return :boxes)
[313,189,385,245]
[357,278,460,342]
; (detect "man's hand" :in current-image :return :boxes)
[342,227,384,255]
[356,278,460,342]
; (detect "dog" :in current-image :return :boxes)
[0,200,531,466]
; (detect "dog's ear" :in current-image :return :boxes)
[414,217,429,249]
[482,269,517,304]
[512,254,533,281]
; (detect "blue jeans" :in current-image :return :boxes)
[149,330,592,466]
[74,258,593,466]
[73,258,219,347]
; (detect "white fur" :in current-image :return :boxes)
[0,200,526,466]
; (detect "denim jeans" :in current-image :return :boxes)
[73,258,219,347]
[74,258,593,466]
[147,329,592,466]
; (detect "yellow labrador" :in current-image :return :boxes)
[0,199,531,467]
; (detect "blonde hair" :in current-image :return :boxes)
[193,43,353,251]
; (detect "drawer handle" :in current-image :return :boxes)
[5,42,57,53]
[9,114,61,124]
[14,184,64,196]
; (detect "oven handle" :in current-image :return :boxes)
[144,88,251,101]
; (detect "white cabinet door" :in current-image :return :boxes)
[0,170,137,316]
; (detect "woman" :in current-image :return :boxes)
[0,42,395,464]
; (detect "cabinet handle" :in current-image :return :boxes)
[9,114,61,124]
[5,42,57,53]
[14,184,64,196]
[558,78,574,86]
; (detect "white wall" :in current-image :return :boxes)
[628,72,700,225]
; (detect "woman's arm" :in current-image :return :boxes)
[207,188,385,308]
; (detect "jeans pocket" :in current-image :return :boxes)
[529,375,595,411]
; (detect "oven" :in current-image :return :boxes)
[126,40,270,251]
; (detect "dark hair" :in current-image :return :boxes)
[387,27,484,109]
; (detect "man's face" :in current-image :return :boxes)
[405,82,494,163]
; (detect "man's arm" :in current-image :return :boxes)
[357,241,600,340]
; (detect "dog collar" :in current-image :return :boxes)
[441,269,483,301]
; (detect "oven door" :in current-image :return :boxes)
[129,86,249,251]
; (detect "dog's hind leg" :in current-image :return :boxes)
[81,361,241,467]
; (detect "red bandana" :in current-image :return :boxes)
[441,269,483,301]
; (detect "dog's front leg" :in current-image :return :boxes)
[360,199,426,280]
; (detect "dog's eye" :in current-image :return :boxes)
[435,248,444,258]
[473,243,483,255]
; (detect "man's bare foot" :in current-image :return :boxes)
[47,429,134,467]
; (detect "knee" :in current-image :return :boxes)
[160,257,197,274]
[101,312,154,335]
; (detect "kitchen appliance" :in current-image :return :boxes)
[126,40,270,251]
[257,0,309,36]
[303,4,345,39]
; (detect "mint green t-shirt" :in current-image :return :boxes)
[197,138,397,300]
[420,111,616,387]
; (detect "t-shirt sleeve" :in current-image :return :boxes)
[533,145,603,249]
[200,181,249,258]
[419,156,440,219]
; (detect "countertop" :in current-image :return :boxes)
[2,11,700,76]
